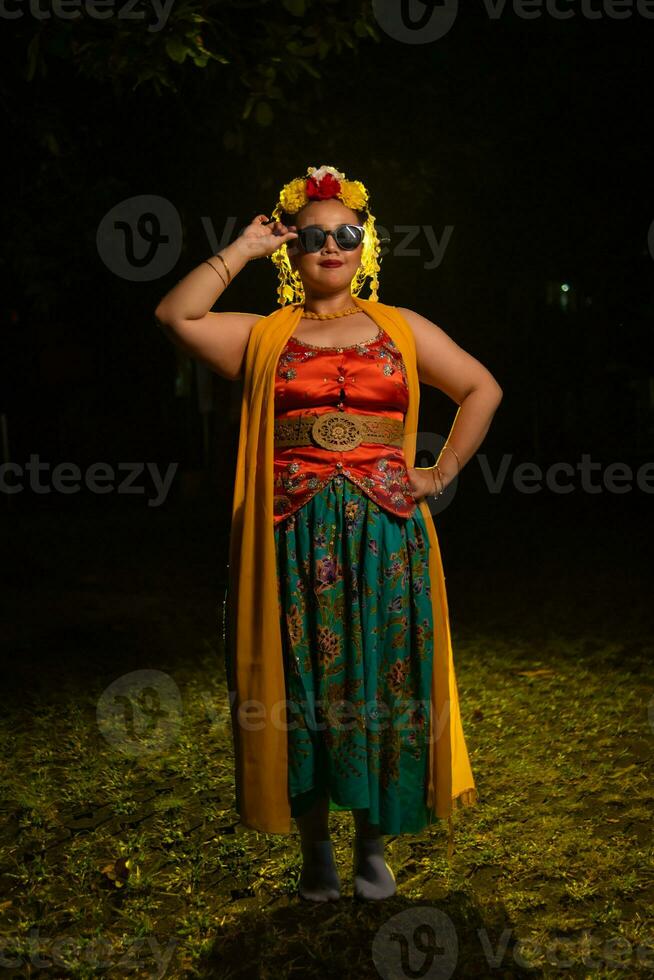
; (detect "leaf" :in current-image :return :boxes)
[282,0,306,16]
[100,856,131,887]
[137,67,158,85]
[190,51,211,68]
[297,59,320,79]
[608,764,637,779]
[242,93,255,120]
[44,131,60,157]
[165,37,190,64]
[26,33,40,83]
[255,101,274,127]
[365,21,381,40]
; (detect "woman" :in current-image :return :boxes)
[154,164,503,903]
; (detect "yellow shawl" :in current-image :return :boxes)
[226,295,477,850]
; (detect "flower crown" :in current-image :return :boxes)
[269,165,382,306]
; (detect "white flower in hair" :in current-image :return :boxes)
[308,165,346,182]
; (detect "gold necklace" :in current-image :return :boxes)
[301,305,360,320]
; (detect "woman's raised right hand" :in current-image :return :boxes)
[235,214,299,261]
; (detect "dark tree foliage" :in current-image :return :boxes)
[20,0,379,123]
[3,0,380,314]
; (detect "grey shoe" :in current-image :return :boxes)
[298,839,342,902]
[352,836,397,900]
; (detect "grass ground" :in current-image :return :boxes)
[1,488,652,978]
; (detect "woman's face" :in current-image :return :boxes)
[286,199,364,298]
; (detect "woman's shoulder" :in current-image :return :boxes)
[395,306,423,326]
[394,306,449,341]
[393,306,436,341]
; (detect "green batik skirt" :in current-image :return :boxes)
[273,473,440,836]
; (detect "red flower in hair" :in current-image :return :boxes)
[306,173,341,200]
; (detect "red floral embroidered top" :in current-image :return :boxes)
[273,326,417,525]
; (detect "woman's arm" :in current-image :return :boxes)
[154,239,258,381]
[154,214,297,381]
[398,307,503,489]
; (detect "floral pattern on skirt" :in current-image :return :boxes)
[273,473,440,835]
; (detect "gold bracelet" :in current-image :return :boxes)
[431,463,445,498]
[439,443,460,474]
[204,259,227,288]
[214,251,232,284]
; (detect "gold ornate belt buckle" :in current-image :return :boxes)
[311,412,363,451]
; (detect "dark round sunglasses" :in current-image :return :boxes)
[293,224,365,253]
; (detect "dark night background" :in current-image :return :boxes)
[1,2,653,976]
[2,2,651,633]
[3,5,653,508]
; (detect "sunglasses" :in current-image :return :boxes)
[292,224,365,253]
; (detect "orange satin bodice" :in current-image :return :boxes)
[273,326,417,524]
